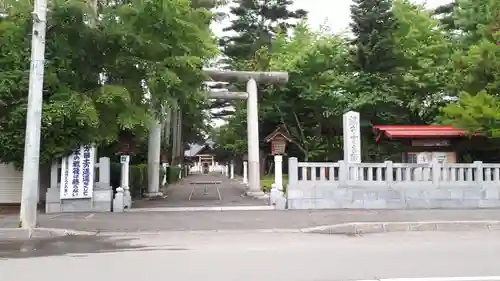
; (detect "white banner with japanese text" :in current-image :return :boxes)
[60,145,95,199]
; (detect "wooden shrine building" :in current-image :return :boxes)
[372,125,478,164]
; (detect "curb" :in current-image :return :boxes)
[0,228,97,240]
[127,205,274,212]
[301,220,500,235]
[3,220,500,238]
[97,228,303,236]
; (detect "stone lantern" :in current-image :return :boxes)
[160,150,169,163]
[116,130,137,209]
[116,130,138,156]
[264,125,293,193]
[264,125,293,155]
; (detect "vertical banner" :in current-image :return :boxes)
[60,145,95,199]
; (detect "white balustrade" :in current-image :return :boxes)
[286,157,500,210]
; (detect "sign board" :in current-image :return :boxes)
[416,152,429,164]
[411,139,451,147]
[416,151,450,164]
[342,111,361,163]
[60,145,95,199]
[120,155,130,164]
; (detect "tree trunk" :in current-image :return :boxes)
[259,149,266,177]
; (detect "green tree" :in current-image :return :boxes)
[433,1,458,30]
[0,0,217,167]
[391,0,453,124]
[348,0,401,126]
[219,0,307,68]
[350,0,398,73]
[440,0,500,136]
[215,23,353,162]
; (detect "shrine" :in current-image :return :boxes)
[184,143,217,173]
[372,125,483,163]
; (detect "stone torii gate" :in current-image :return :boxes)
[204,70,289,195]
[145,70,288,197]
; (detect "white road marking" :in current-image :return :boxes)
[84,213,95,220]
[357,277,500,281]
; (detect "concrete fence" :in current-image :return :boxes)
[286,157,500,210]
[45,157,113,213]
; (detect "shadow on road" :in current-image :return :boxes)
[0,235,186,259]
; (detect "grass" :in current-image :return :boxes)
[261,174,288,193]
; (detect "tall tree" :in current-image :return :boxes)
[348,0,401,127]
[219,0,307,69]
[391,0,452,124]
[350,0,398,73]
[433,1,458,30]
[440,0,500,137]
[213,0,307,120]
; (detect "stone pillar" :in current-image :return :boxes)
[230,161,234,179]
[246,79,263,195]
[243,161,248,185]
[270,155,285,207]
[288,157,299,185]
[94,157,113,212]
[45,161,61,213]
[274,155,283,191]
[342,111,361,180]
[113,186,124,212]
[145,119,163,197]
[225,165,229,177]
[98,157,111,188]
[162,163,168,185]
[120,155,131,208]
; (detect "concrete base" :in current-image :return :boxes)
[287,184,500,210]
[61,198,92,212]
[246,190,268,199]
[113,193,124,212]
[45,188,61,214]
[44,187,113,214]
[143,192,164,198]
[275,196,287,210]
[93,189,113,212]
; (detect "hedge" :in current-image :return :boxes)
[109,163,184,198]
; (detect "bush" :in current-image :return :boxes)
[260,174,288,193]
[109,163,151,198]
[167,166,182,183]
[109,163,186,198]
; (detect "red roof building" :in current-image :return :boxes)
[371,125,471,164]
[372,125,466,143]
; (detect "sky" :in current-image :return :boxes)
[289,0,451,34]
[209,0,452,128]
[212,0,452,36]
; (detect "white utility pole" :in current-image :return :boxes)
[19,0,48,228]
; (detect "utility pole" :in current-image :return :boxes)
[19,0,48,228]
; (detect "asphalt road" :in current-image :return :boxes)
[1,231,500,281]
